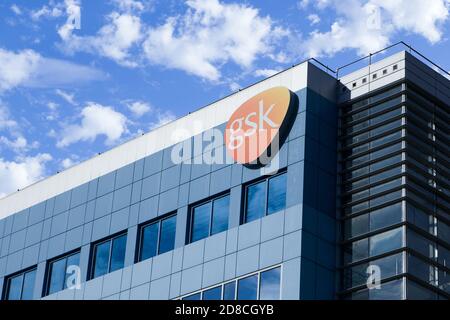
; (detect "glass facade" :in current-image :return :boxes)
[340,82,450,299]
[180,267,281,300]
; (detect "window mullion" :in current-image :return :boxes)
[156,221,162,255]
[209,200,214,237]
[107,239,113,273]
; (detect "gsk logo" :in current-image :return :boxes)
[225,87,298,167]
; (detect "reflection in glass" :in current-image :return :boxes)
[110,234,127,272]
[159,216,176,254]
[93,241,111,278]
[48,258,66,295]
[211,196,230,235]
[182,293,201,300]
[246,181,266,223]
[223,282,236,300]
[268,174,287,215]
[7,275,23,300]
[202,286,222,300]
[140,222,159,261]
[259,267,281,300]
[237,275,258,300]
[370,227,403,257]
[191,202,211,242]
[21,270,36,300]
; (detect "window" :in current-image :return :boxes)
[91,233,127,279]
[346,227,404,263]
[223,282,236,300]
[178,266,281,300]
[182,293,201,300]
[45,251,80,296]
[259,267,281,300]
[237,274,258,300]
[189,194,230,243]
[202,286,222,300]
[244,172,287,223]
[3,268,37,300]
[138,214,176,262]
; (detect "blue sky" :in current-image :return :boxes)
[0,0,449,198]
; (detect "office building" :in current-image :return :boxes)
[0,44,449,300]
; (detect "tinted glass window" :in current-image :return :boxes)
[246,181,266,223]
[202,286,222,300]
[7,275,23,300]
[211,196,230,235]
[370,203,402,231]
[259,267,281,300]
[189,195,230,243]
[21,270,36,300]
[370,227,403,257]
[237,275,258,300]
[191,202,211,242]
[182,293,201,300]
[110,234,127,272]
[65,253,80,289]
[223,282,236,300]
[138,214,176,262]
[47,252,80,296]
[93,241,110,278]
[159,216,176,254]
[5,268,36,300]
[48,258,66,295]
[140,222,159,261]
[245,173,287,223]
[268,174,287,214]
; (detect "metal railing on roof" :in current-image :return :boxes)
[335,41,450,79]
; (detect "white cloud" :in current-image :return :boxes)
[11,4,22,15]
[0,104,18,130]
[149,110,176,130]
[112,0,152,13]
[0,154,52,199]
[142,0,287,81]
[304,0,449,57]
[61,157,78,169]
[229,82,240,91]
[127,101,152,116]
[55,89,76,105]
[0,136,38,153]
[59,4,142,67]
[254,68,280,78]
[47,102,59,111]
[31,3,64,21]
[307,14,321,25]
[0,48,40,92]
[57,102,128,147]
[0,48,105,92]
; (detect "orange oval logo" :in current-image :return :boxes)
[225,86,298,167]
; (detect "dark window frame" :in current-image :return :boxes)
[242,170,287,224]
[136,212,177,262]
[187,191,231,244]
[2,266,37,300]
[43,249,81,297]
[89,231,127,280]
